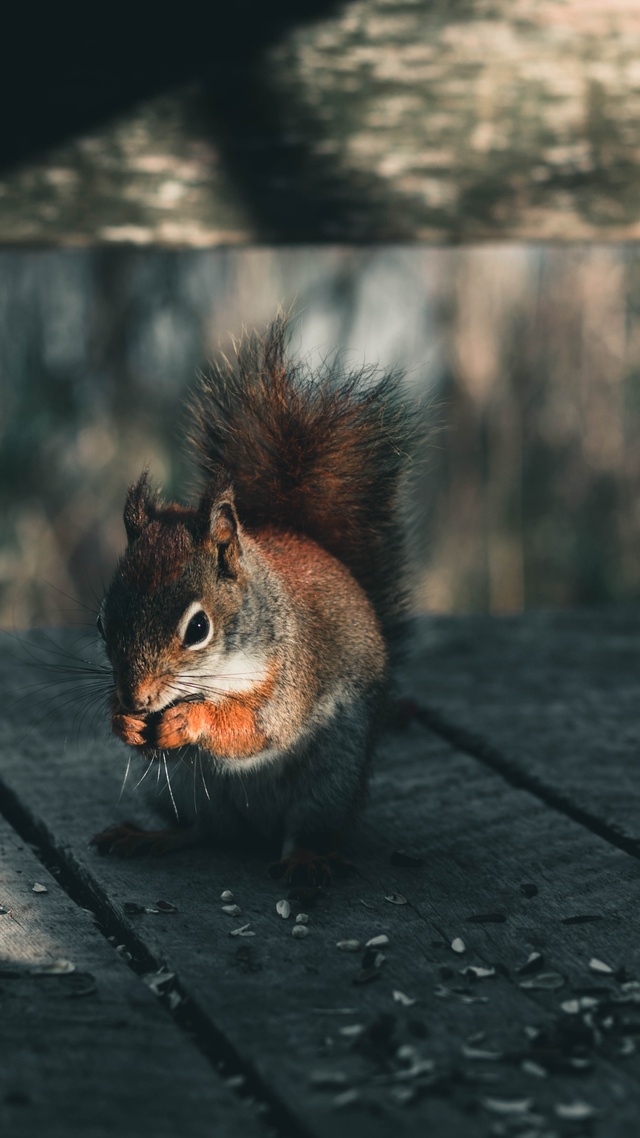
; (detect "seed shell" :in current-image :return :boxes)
[451,937,466,954]
[461,1046,503,1061]
[276,899,291,919]
[31,959,76,975]
[518,971,564,991]
[143,970,175,994]
[481,1097,533,1115]
[554,1101,597,1121]
[332,1089,360,1110]
[434,984,487,1004]
[390,1086,417,1107]
[309,1070,349,1088]
[589,956,614,974]
[339,1024,365,1038]
[337,940,362,952]
[521,1060,547,1078]
[292,924,309,938]
[229,923,255,937]
[516,951,544,975]
[392,989,416,1007]
[123,901,145,915]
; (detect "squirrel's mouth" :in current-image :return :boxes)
[138,694,205,752]
[146,692,204,720]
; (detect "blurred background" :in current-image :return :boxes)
[2,2,640,627]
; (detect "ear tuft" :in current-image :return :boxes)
[124,471,155,543]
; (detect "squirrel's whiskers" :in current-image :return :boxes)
[10,627,114,751]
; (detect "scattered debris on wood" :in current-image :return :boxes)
[517,952,545,975]
[589,957,614,975]
[229,923,255,938]
[392,990,416,1007]
[519,972,565,991]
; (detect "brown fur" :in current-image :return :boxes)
[120,516,195,592]
[190,317,414,647]
[96,320,412,874]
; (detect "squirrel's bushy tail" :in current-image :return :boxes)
[190,319,414,642]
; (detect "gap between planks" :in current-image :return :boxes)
[412,701,640,864]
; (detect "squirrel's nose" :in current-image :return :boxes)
[116,681,149,712]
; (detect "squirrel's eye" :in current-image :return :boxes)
[183,610,211,649]
[96,613,106,640]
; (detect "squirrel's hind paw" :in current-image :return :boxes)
[269,847,354,886]
[91,822,193,858]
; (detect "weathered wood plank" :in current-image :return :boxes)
[1,1,639,244]
[0,814,264,1138]
[407,609,640,853]
[4,629,640,1134]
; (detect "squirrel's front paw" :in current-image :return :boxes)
[111,710,148,747]
[154,702,204,749]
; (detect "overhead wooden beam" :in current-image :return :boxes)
[2,1,639,245]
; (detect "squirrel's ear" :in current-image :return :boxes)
[198,491,241,579]
[124,472,154,544]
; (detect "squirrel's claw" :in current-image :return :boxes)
[91,822,190,858]
[269,847,354,886]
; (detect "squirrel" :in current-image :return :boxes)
[91,319,413,882]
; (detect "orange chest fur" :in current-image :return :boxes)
[156,670,276,759]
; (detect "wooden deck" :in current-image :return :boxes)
[2,610,640,1136]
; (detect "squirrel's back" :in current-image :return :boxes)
[190,319,413,644]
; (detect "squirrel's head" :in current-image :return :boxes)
[98,470,254,713]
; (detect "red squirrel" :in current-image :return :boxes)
[92,319,413,882]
